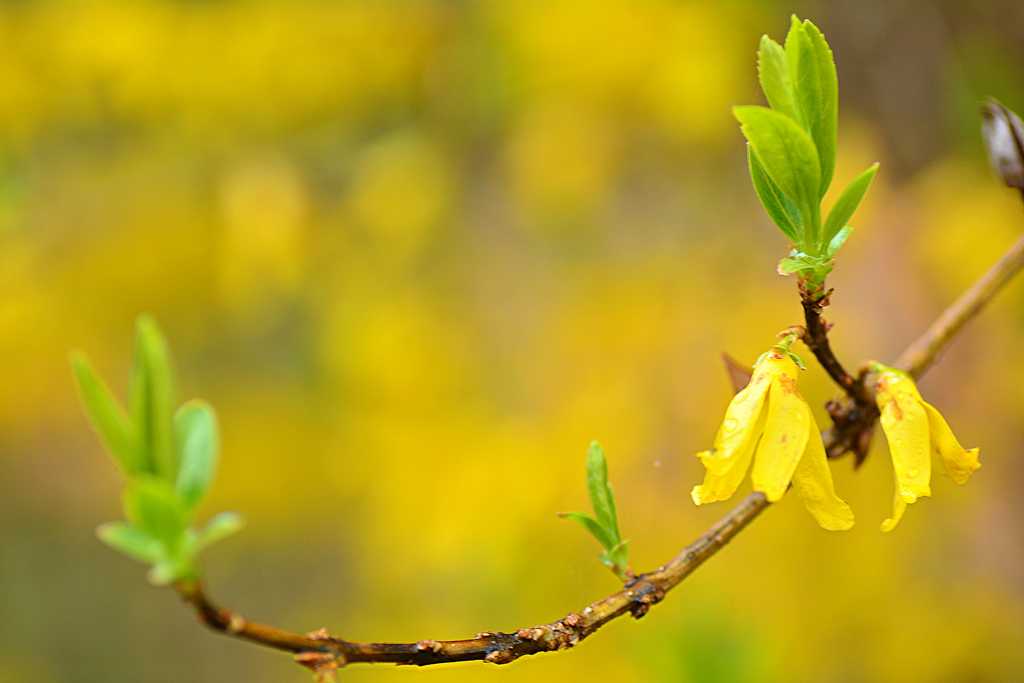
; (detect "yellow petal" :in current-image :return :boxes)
[750,361,810,502]
[790,410,854,530]
[920,401,980,485]
[877,373,932,501]
[876,371,931,530]
[880,476,908,532]
[692,409,766,505]
[698,353,777,476]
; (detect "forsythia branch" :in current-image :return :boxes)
[176,492,770,671]
[895,229,1024,379]
[175,204,1024,675]
[800,293,868,404]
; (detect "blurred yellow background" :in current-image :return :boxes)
[1,2,1022,682]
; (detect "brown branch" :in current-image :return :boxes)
[799,288,877,465]
[894,229,1024,379]
[800,292,867,404]
[177,492,770,673]
[173,198,1024,678]
[819,221,1024,465]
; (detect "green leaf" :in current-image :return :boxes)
[558,511,617,552]
[147,556,197,587]
[604,538,630,568]
[748,144,802,242]
[175,400,220,510]
[781,18,811,132]
[756,36,797,121]
[599,539,631,582]
[777,251,835,286]
[563,441,630,579]
[96,521,162,564]
[826,225,854,258]
[585,441,619,539]
[70,351,142,475]
[733,105,821,248]
[803,19,838,198]
[122,475,188,549]
[823,163,878,246]
[195,511,245,552]
[785,16,837,199]
[128,315,178,480]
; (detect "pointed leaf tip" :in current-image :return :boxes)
[128,315,178,481]
[71,351,143,475]
[585,442,619,537]
[196,511,245,552]
[175,400,220,510]
[823,163,878,248]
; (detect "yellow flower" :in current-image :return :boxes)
[691,341,854,531]
[872,364,980,532]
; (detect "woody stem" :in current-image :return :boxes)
[895,228,1024,380]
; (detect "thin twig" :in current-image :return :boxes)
[800,292,876,465]
[176,201,1024,675]
[809,215,1024,463]
[177,492,770,670]
[895,229,1024,379]
[800,295,867,403]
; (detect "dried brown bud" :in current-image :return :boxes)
[981,98,1024,189]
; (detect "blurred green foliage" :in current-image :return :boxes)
[0,2,1022,682]
[73,315,243,586]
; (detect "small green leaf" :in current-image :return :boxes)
[70,351,142,475]
[823,163,878,246]
[803,19,838,198]
[585,441,619,539]
[605,538,629,567]
[826,225,854,258]
[757,36,797,121]
[781,18,811,134]
[777,251,835,285]
[748,144,802,242]
[96,521,162,564]
[785,16,835,200]
[175,400,220,510]
[128,315,178,480]
[147,556,196,587]
[599,539,631,582]
[563,442,630,580]
[122,475,188,549]
[733,105,821,247]
[558,511,617,552]
[195,511,245,552]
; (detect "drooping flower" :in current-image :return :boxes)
[870,363,980,532]
[692,335,854,531]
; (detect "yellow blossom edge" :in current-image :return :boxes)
[790,408,854,530]
[920,401,980,485]
[691,409,766,505]
[875,369,932,531]
[697,352,780,477]
[872,364,979,531]
[693,339,853,530]
[750,367,810,502]
[881,471,909,533]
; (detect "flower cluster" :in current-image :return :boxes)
[870,363,980,531]
[691,340,980,532]
[691,335,853,531]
